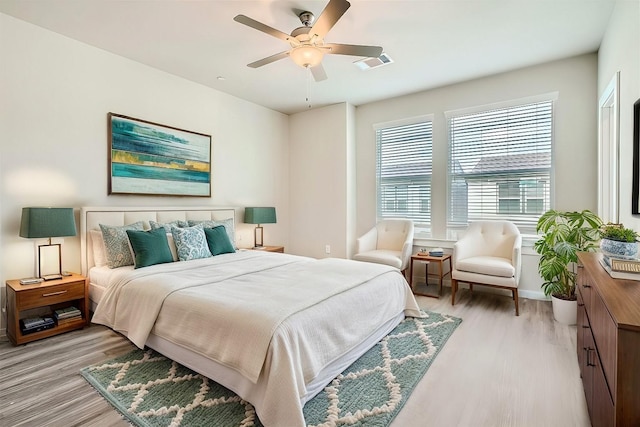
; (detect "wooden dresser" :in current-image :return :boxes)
[576,252,640,427]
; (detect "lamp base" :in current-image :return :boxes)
[42,274,63,281]
[254,225,264,248]
[38,243,62,279]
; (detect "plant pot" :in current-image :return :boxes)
[600,238,638,260]
[551,295,577,325]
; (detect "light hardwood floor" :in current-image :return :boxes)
[0,288,590,427]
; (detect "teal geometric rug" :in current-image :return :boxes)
[81,310,461,427]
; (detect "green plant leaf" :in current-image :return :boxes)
[535,209,602,299]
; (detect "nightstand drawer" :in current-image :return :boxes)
[17,281,85,310]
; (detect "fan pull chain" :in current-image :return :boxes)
[306,66,312,109]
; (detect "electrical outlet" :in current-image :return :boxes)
[325,245,331,254]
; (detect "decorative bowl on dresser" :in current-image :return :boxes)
[576,252,640,427]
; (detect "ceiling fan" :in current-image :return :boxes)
[233,0,383,82]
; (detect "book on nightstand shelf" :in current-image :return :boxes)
[53,306,82,324]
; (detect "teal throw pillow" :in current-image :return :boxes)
[99,221,145,268]
[171,224,212,261]
[204,225,236,256]
[126,228,174,269]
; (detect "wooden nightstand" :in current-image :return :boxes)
[250,245,284,253]
[6,273,89,345]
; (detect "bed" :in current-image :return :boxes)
[80,206,422,427]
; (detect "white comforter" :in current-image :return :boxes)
[92,250,421,426]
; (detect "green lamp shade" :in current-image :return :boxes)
[20,207,77,238]
[244,207,277,225]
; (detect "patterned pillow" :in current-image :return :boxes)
[149,220,188,233]
[188,218,236,248]
[171,224,212,261]
[99,222,145,268]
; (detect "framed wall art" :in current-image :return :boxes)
[108,113,211,197]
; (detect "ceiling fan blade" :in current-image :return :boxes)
[310,64,328,82]
[234,14,293,43]
[247,51,290,68]
[325,43,383,58]
[309,0,350,38]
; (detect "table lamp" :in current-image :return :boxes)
[20,207,77,280]
[244,207,276,248]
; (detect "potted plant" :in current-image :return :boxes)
[600,223,639,260]
[534,209,603,324]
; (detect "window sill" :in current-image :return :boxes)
[413,235,540,255]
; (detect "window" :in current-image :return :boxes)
[376,119,432,227]
[447,99,553,231]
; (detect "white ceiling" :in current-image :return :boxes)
[0,0,616,115]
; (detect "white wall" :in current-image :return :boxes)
[355,54,599,298]
[598,0,640,230]
[289,103,354,259]
[0,14,290,332]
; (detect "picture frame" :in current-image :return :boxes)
[108,113,211,197]
[632,99,640,214]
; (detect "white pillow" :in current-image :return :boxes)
[167,233,179,262]
[90,229,107,267]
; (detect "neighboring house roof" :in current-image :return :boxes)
[465,152,551,177]
[379,152,551,180]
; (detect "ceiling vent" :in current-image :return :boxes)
[353,53,393,71]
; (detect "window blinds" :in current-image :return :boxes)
[447,100,553,229]
[376,120,432,225]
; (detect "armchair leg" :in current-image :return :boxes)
[513,288,520,316]
[451,279,457,306]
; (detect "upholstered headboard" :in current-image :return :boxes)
[80,206,236,275]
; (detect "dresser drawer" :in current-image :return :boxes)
[577,264,593,314]
[590,289,617,399]
[17,280,85,310]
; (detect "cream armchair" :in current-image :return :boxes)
[451,220,522,315]
[353,219,414,274]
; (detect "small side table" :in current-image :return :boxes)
[409,253,452,298]
[6,273,89,345]
[249,245,284,253]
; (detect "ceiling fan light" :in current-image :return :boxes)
[290,46,324,68]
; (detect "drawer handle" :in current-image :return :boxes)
[42,290,67,297]
[578,302,584,307]
[587,348,596,367]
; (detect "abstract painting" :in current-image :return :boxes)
[108,113,211,197]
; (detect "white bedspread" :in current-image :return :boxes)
[92,251,421,426]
